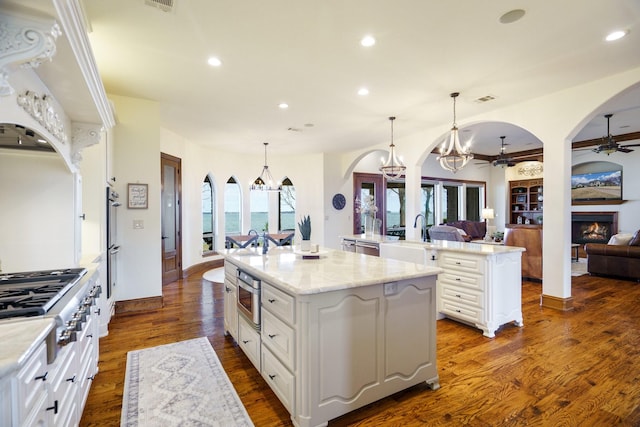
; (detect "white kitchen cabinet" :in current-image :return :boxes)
[13,339,50,426]
[226,256,439,427]
[437,250,523,338]
[223,262,238,340]
[238,315,261,371]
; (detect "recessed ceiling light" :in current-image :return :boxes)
[37,139,48,144]
[278,103,289,109]
[358,87,369,96]
[499,9,525,24]
[361,35,376,47]
[605,30,628,41]
[207,57,222,67]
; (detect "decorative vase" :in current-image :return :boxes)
[301,239,311,251]
[364,214,375,237]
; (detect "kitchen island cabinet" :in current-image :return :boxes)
[224,247,442,427]
[380,240,525,338]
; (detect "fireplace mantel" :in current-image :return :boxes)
[572,200,625,206]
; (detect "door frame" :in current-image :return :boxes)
[161,153,182,284]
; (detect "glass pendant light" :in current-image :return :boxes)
[379,116,406,180]
[250,142,282,191]
[438,92,473,173]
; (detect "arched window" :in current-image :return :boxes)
[202,175,215,253]
[250,190,269,232]
[225,176,241,235]
[279,177,295,231]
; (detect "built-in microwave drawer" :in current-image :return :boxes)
[262,309,295,370]
[262,283,295,324]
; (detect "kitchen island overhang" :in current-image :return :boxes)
[223,247,442,427]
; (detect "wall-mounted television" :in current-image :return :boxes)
[571,170,622,201]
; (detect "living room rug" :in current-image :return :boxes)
[121,337,254,427]
[202,267,225,283]
[571,258,588,277]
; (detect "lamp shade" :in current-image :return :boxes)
[481,208,495,220]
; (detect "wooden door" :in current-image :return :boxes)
[161,153,182,284]
[353,172,385,235]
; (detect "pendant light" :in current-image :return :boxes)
[379,116,406,180]
[250,142,282,191]
[438,92,473,173]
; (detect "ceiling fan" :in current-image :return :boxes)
[492,136,515,167]
[591,113,640,155]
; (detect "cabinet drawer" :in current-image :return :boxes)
[440,284,483,308]
[439,252,485,275]
[439,299,484,325]
[261,347,294,413]
[224,262,238,284]
[438,270,484,291]
[262,309,295,370]
[238,316,261,371]
[16,339,48,425]
[262,283,295,324]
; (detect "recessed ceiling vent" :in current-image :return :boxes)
[475,95,496,103]
[144,0,174,13]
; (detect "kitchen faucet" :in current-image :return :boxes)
[414,213,427,242]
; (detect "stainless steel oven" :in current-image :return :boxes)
[237,269,261,329]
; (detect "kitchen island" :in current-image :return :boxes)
[223,246,442,427]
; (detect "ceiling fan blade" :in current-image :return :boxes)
[617,147,633,153]
[621,143,640,148]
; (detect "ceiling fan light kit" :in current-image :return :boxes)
[492,136,516,167]
[438,92,474,173]
[591,113,640,155]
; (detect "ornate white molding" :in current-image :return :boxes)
[0,10,61,96]
[517,163,543,177]
[16,90,68,144]
[71,122,102,165]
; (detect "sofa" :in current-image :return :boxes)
[428,225,467,242]
[584,230,640,281]
[504,226,543,281]
[442,220,487,242]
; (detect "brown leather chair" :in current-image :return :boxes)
[504,226,543,280]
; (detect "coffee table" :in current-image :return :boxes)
[571,243,580,262]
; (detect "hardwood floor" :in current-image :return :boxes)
[80,269,640,426]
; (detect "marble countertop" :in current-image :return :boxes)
[379,239,526,255]
[0,317,55,377]
[340,234,400,243]
[223,246,442,295]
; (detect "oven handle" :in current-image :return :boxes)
[237,278,260,295]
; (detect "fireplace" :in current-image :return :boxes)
[571,212,618,244]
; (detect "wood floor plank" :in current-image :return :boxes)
[80,271,640,426]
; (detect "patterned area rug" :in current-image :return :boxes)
[121,337,254,426]
[571,258,588,277]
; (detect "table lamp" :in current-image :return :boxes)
[481,208,495,241]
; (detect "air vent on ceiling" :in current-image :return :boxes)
[475,95,496,103]
[145,0,174,13]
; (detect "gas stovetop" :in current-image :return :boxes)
[0,268,87,319]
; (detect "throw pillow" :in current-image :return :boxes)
[608,233,633,245]
[629,230,640,246]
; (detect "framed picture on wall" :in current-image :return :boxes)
[128,183,148,209]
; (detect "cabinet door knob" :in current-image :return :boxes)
[268,334,276,339]
[268,374,276,380]
[242,340,249,344]
[268,298,276,303]
[35,372,48,381]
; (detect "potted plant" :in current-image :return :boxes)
[298,215,311,251]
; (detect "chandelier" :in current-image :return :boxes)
[438,92,473,173]
[379,116,406,180]
[250,142,282,191]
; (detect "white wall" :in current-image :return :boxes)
[110,95,162,301]
[0,150,75,271]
